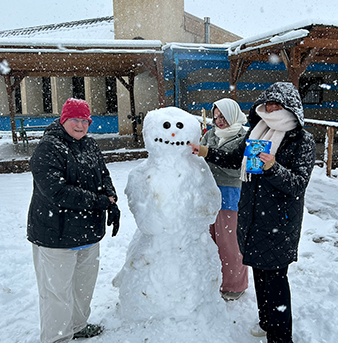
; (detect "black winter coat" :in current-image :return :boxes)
[206,82,316,270]
[27,119,117,248]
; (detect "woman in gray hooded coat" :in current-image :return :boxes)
[201,98,248,301]
[190,82,316,343]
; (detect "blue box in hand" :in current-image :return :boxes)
[244,139,272,174]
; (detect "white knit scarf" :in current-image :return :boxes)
[240,104,298,182]
[215,123,243,147]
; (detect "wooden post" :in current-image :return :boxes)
[325,126,334,177]
[229,58,251,100]
[304,119,337,178]
[155,54,165,108]
[4,75,18,144]
[128,72,137,141]
[116,73,138,141]
[229,60,238,100]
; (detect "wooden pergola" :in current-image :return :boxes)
[227,22,338,176]
[228,22,338,98]
[0,39,165,143]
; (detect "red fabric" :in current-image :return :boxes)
[60,98,92,125]
[210,209,248,293]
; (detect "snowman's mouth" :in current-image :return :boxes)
[154,138,190,146]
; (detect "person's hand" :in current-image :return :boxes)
[188,143,200,155]
[259,152,275,163]
[107,203,120,236]
[259,152,275,170]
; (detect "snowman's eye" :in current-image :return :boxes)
[176,122,184,129]
[163,121,171,129]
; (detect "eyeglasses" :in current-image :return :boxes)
[68,118,90,125]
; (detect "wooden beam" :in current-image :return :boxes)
[280,49,291,69]
[301,37,338,49]
[229,59,240,100]
[154,54,165,108]
[115,73,138,140]
[326,126,334,177]
[0,52,151,77]
[141,55,158,79]
[128,72,138,141]
[4,75,18,144]
[229,58,252,100]
[9,73,27,92]
[290,47,302,68]
[116,75,132,92]
[288,69,301,88]
[282,47,319,88]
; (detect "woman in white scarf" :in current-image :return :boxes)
[200,98,248,301]
[240,101,298,181]
[190,82,316,343]
[213,98,248,146]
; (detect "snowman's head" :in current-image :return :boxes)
[143,107,201,157]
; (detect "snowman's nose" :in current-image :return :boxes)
[171,133,175,137]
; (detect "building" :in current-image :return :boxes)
[0,0,240,143]
[163,21,338,142]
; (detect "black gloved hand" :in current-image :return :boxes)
[107,202,121,237]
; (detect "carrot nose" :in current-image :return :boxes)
[172,133,175,137]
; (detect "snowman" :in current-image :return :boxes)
[113,107,225,324]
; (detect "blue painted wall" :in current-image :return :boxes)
[163,45,338,114]
[0,115,119,133]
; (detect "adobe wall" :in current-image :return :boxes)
[113,0,185,42]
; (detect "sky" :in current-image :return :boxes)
[1,0,338,38]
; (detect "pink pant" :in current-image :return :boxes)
[210,209,248,293]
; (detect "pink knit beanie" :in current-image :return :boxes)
[60,98,92,125]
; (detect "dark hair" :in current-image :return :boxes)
[212,105,218,123]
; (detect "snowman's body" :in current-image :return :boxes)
[113,107,223,321]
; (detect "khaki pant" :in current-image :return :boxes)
[32,243,100,343]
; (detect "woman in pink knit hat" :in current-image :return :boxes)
[27,98,120,343]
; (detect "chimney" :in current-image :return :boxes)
[204,17,210,43]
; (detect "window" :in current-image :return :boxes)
[299,77,323,105]
[72,77,85,100]
[42,77,52,113]
[106,77,118,113]
[14,77,22,114]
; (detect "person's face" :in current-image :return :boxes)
[63,118,90,140]
[266,101,283,113]
[214,108,229,129]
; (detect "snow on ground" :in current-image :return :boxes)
[1,160,338,343]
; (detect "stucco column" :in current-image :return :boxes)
[20,77,44,115]
[0,77,10,115]
[84,77,106,115]
[116,76,132,135]
[51,77,73,114]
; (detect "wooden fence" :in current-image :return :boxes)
[304,119,338,177]
[196,116,338,177]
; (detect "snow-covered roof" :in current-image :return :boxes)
[163,42,231,51]
[0,16,115,40]
[0,38,163,52]
[0,16,163,54]
[228,19,338,56]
